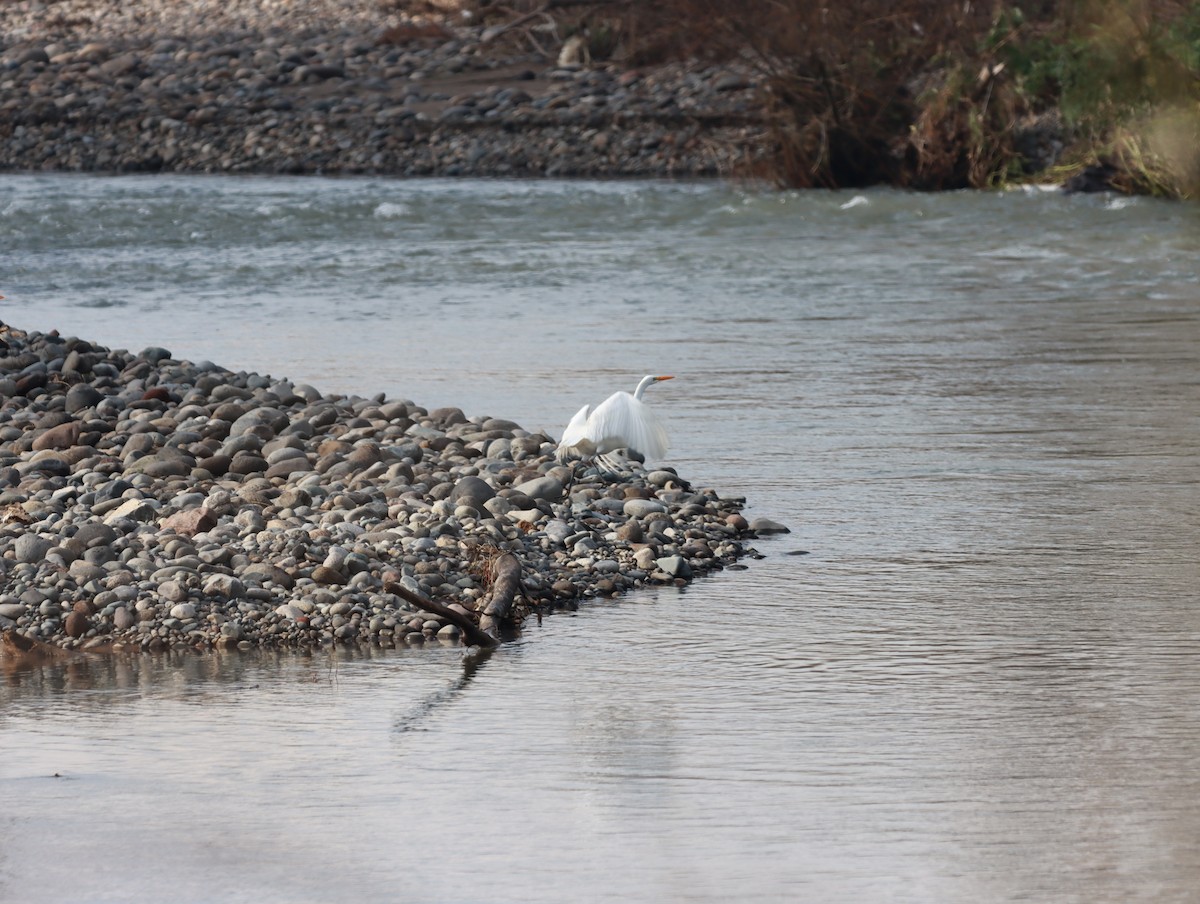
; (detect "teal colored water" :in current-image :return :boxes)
[3,176,1200,903]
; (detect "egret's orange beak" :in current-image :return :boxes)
[656,375,674,381]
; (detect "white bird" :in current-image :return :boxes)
[556,375,674,469]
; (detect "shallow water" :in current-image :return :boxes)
[3,176,1200,902]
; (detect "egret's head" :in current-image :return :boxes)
[634,374,674,399]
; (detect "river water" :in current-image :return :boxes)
[2,175,1200,903]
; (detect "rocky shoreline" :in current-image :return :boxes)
[0,0,765,178]
[0,323,779,654]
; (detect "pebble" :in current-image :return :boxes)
[0,325,770,653]
[64,610,90,637]
[615,521,644,543]
[203,575,244,598]
[655,555,693,579]
[634,548,657,570]
[159,581,188,602]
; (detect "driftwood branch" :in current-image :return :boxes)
[384,581,500,648]
[479,553,522,637]
[384,552,523,647]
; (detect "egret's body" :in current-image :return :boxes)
[556,375,673,468]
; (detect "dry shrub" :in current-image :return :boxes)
[449,0,1200,193]
[615,0,1025,189]
[907,62,1026,189]
[466,541,506,591]
[1139,105,1200,197]
[610,0,1200,191]
[1021,0,1200,195]
[1103,105,1200,197]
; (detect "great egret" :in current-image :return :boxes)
[555,375,674,469]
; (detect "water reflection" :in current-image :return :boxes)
[393,646,494,733]
[0,646,394,707]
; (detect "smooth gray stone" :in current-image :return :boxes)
[623,498,667,518]
[220,622,243,639]
[451,475,495,507]
[102,499,158,524]
[572,537,599,555]
[266,446,308,465]
[74,522,118,547]
[13,534,52,563]
[203,574,245,598]
[543,519,573,545]
[229,407,290,438]
[513,476,563,502]
[590,497,626,515]
[65,384,103,412]
[655,554,692,579]
[160,581,189,603]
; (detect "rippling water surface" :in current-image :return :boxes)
[3,175,1200,903]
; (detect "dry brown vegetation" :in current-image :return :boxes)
[456,0,1200,195]
[621,0,1200,192]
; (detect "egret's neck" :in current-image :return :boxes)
[633,375,657,400]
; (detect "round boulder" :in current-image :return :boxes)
[513,476,564,503]
[451,475,495,509]
[14,534,52,564]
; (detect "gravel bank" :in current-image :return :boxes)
[0,0,766,177]
[0,324,775,653]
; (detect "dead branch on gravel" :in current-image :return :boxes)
[384,581,502,647]
[384,547,524,646]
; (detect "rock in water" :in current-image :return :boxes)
[750,518,790,534]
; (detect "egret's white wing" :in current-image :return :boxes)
[556,403,594,460]
[585,391,669,461]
